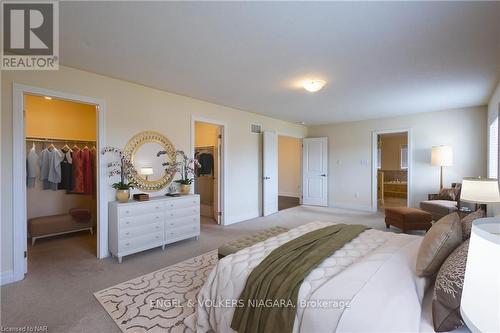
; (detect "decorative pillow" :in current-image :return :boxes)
[416,213,462,277]
[460,209,485,240]
[437,188,456,201]
[453,184,462,203]
[432,240,469,332]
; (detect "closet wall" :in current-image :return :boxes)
[194,122,219,219]
[25,95,97,220]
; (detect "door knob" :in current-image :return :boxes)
[320,174,327,177]
[263,177,271,180]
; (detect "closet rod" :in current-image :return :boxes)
[195,145,215,150]
[26,136,96,144]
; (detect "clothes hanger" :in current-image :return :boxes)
[48,143,55,151]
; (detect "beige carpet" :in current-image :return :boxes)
[95,250,217,333]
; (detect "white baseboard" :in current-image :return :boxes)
[225,211,260,226]
[278,192,300,198]
[330,203,375,212]
[0,270,14,286]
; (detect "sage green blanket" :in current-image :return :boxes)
[230,223,367,333]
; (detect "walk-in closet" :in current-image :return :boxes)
[25,94,98,259]
[194,121,222,224]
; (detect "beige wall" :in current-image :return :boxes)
[195,122,219,147]
[308,107,487,211]
[26,95,97,141]
[1,66,306,275]
[278,135,301,197]
[380,133,408,171]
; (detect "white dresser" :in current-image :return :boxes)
[109,194,200,263]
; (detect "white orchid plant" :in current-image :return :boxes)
[101,146,137,190]
[157,150,201,185]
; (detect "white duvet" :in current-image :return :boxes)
[194,222,427,333]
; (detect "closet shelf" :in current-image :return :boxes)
[26,136,96,144]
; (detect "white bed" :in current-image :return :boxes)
[194,221,440,333]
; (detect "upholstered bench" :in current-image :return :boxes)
[28,213,94,245]
[218,226,289,259]
[385,207,433,233]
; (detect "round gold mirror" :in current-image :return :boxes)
[124,131,176,192]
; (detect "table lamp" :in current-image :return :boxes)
[461,217,500,332]
[460,177,500,215]
[431,145,453,189]
[140,167,154,180]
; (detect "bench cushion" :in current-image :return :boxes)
[28,214,93,238]
[218,226,289,258]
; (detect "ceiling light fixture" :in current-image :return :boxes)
[303,80,326,93]
[44,96,52,100]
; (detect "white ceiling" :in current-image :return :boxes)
[60,2,500,125]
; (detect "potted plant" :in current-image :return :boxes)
[158,150,200,195]
[102,146,137,202]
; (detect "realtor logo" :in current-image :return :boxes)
[1,1,59,70]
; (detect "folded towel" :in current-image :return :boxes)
[69,208,91,222]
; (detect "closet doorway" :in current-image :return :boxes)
[12,84,106,283]
[193,120,225,225]
[25,94,98,262]
[277,135,302,210]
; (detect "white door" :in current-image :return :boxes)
[302,137,328,206]
[263,131,278,216]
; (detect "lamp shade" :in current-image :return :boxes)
[461,218,500,332]
[140,167,154,176]
[431,145,453,166]
[461,178,500,204]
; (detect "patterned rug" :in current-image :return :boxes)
[94,250,218,333]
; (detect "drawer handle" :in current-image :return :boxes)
[126,221,130,225]
[156,225,160,229]
[170,223,174,226]
[155,235,160,239]
[125,232,130,235]
[126,210,130,214]
[170,213,174,216]
[155,206,160,209]
[170,204,174,207]
[155,216,159,219]
[126,242,130,246]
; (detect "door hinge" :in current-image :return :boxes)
[218,134,222,139]
[24,251,27,258]
[218,211,222,216]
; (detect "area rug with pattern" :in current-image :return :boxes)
[94,250,218,333]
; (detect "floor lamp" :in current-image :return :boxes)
[431,145,453,190]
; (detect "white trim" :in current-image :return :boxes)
[12,84,107,284]
[278,192,300,198]
[329,203,374,212]
[0,271,14,286]
[191,116,227,226]
[371,128,413,212]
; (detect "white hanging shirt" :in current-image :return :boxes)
[26,147,38,188]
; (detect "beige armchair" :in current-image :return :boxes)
[420,183,461,221]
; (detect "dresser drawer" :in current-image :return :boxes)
[118,202,163,218]
[166,224,199,240]
[166,215,199,229]
[165,206,200,219]
[164,197,200,210]
[119,221,163,240]
[119,231,163,252]
[120,212,163,229]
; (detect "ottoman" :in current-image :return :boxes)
[385,207,433,233]
[218,226,288,259]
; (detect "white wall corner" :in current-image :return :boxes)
[226,210,260,225]
[0,270,14,286]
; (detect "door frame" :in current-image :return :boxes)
[190,116,227,225]
[276,133,303,205]
[12,84,107,283]
[371,128,412,212]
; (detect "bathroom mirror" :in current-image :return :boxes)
[124,131,176,192]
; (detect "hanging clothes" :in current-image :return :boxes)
[58,150,73,191]
[47,148,63,190]
[198,153,214,175]
[26,146,38,188]
[71,147,85,193]
[82,147,93,195]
